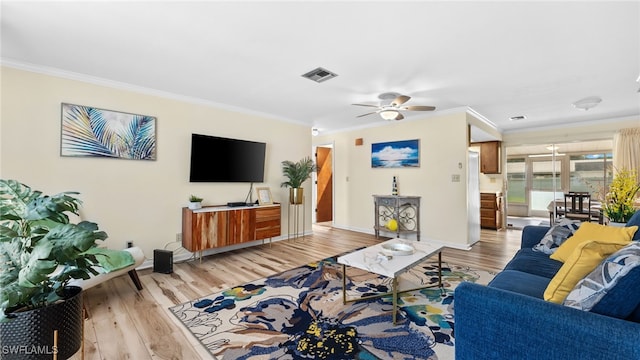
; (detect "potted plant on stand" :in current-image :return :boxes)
[0,179,110,359]
[603,168,640,226]
[281,156,317,204]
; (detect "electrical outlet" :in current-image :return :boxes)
[176,233,182,242]
[451,174,461,182]
[126,241,133,248]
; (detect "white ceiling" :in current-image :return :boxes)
[2,1,639,138]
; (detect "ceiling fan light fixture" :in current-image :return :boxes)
[353,93,434,120]
[379,109,400,120]
[572,96,602,111]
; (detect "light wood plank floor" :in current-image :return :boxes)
[71,225,523,359]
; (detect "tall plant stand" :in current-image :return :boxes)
[288,197,305,241]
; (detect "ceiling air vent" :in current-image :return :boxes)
[509,115,527,121]
[301,67,338,83]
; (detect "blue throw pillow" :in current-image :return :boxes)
[626,210,640,241]
[563,242,640,319]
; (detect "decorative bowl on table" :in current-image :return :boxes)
[381,242,415,256]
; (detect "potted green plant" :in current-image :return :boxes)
[603,168,640,225]
[188,194,203,210]
[281,156,317,204]
[0,179,109,359]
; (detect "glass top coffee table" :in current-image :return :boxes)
[337,239,443,324]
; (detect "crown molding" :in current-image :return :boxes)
[502,114,640,135]
[464,107,499,131]
[1,58,308,128]
[320,106,487,136]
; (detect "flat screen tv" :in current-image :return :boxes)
[189,133,266,183]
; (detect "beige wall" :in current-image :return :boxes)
[5,66,634,261]
[314,114,637,246]
[314,112,475,248]
[0,66,312,260]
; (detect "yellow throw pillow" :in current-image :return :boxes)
[550,223,637,263]
[544,239,629,303]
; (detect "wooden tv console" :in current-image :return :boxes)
[182,203,281,252]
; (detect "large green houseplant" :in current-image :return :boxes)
[603,168,640,223]
[281,156,317,204]
[0,179,109,358]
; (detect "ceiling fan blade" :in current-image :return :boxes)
[394,113,405,120]
[352,103,379,108]
[391,95,410,107]
[403,105,436,111]
[357,111,378,118]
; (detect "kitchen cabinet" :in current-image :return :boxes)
[479,141,502,174]
[480,192,502,230]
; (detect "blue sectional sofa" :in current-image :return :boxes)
[455,211,640,360]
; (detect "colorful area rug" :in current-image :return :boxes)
[169,254,495,359]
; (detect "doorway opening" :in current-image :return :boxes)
[314,144,333,226]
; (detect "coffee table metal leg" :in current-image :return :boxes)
[392,276,398,325]
[342,264,347,305]
[341,255,444,325]
[438,251,442,287]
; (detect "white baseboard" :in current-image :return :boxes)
[326,224,472,250]
[139,232,316,270]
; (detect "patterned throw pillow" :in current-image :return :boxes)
[563,242,640,313]
[533,219,581,254]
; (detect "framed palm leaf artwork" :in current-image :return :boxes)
[61,103,157,160]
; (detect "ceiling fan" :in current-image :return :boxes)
[352,92,436,121]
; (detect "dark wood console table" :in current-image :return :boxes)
[182,203,281,253]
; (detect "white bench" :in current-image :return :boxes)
[68,247,146,291]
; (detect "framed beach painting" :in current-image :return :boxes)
[371,139,420,168]
[61,103,157,160]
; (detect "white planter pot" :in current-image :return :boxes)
[188,201,202,210]
[608,221,626,227]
